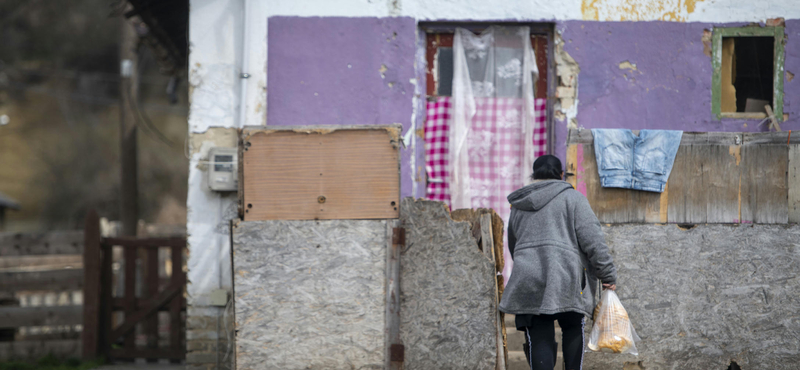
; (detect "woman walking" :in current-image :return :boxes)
[499,155,617,370]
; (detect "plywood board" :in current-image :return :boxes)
[667,144,740,224]
[243,127,400,220]
[586,224,800,369]
[668,145,706,223]
[233,219,388,370]
[789,145,800,223]
[705,145,741,223]
[400,199,497,370]
[740,145,789,224]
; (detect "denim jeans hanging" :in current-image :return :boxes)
[591,129,683,193]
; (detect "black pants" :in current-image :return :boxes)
[518,312,585,370]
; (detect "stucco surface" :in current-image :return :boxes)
[554,20,800,162]
[232,220,388,370]
[583,224,800,369]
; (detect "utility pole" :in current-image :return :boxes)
[119,16,139,237]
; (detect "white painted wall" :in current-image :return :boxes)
[187,0,800,304]
[187,0,243,307]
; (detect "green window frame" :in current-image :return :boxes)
[712,26,785,120]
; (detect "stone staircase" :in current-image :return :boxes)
[505,314,564,370]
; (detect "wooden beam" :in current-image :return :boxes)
[123,247,136,349]
[0,231,83,257]
[481,214,506,370]
[82,209,102,360]
[0,255,83,270]
[789,145,800,223]
[112,297,186,311]
[0,305,82,328]
[566,130,743,146]
[103,237,185,249]
[108,348,184,360]
[169,245,184,354]
[0,269,83,292]
[144,248,159,351]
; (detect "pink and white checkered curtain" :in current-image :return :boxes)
[424,96,547,280]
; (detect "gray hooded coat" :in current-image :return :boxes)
[498,180,617,317]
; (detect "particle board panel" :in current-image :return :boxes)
[586,224,800,369]
[740,145,789,224]
[789,145,800,223]
[243,127,400,220]
[233,219,388,370]
[400,198,497,370]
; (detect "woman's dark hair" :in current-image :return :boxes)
[532,155,563,180]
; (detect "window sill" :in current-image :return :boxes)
[718,112,768,119]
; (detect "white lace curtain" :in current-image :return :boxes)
[449,26,539,210]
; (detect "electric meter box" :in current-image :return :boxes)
[208,147,238,192]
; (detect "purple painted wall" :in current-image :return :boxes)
[267,17,800,195]
[267,16,420,197]
[554,20,800,162]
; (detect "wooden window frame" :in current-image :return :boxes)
[712,26,785,120]
[419,22,557,155]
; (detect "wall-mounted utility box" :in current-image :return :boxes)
[208,147,238,191]
[241,126,401,220]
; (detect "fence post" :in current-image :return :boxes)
[82,209,102,359]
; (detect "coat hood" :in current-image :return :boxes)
[507,180,574,211]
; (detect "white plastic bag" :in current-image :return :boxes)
[587,290,640,355]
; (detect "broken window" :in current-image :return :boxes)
[712,27,785,120]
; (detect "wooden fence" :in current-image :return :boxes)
[82,210,186,362]
[0,211,186,362]
[0,230,84,359]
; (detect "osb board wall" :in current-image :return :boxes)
[585,224,800,369]
[450,208,508,369]
[232,220,389,370]
[399,198,498,370]
[566,129,796,224]
[242,126,401,221]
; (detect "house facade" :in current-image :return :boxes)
[186,1,800,369]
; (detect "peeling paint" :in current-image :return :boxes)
[188,63,238,132]
[582,0,705,21]
[788,71,795,83]
[189,127,239,156]
[729,145,742,166]
[618,60,638,71]
[243,125,403,148]
[553,33,580,124]
[702,29,713,58]
[379,64,388,79]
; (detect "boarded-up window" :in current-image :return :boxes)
[242,127,400,221]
